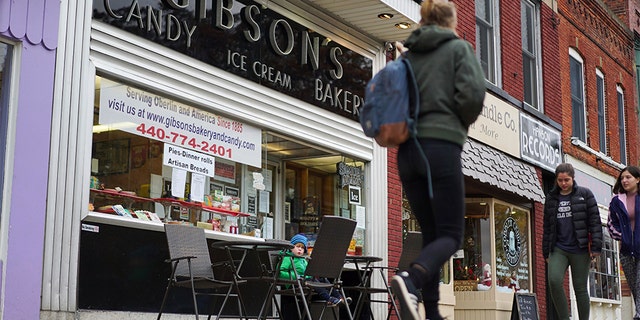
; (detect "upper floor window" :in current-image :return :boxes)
[596,69,606,153]
[476,0,499,84]
[521,0,541,110]
[617,85,626,165]
[569,49,586,142]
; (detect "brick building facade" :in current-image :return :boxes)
[558,0,637,169]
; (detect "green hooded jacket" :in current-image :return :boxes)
[404,25,486,146]
[278,251,308,280]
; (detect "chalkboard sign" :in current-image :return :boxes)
[510,293,540,320]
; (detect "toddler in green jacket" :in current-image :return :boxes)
[279,233,348,306]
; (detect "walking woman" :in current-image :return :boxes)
[543,163,602,320]
[608,166,640,320]
[390,0,486,319]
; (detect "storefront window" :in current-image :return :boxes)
[0,42,12,224]
[589,226,620,300]
[90,76,367,251]
[455,200,492,290]
[91,77,259,231]
[454,198,531,292]
[284,159,365,254]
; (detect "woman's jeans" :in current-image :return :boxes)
[398,138,464,304]
[547,248,591,320]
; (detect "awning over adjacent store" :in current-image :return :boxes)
[462,139,545,202]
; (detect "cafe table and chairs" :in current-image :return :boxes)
[210,238,293,319]
[343,255,399,320]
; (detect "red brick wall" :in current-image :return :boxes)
[500,0,524,100]
[558,0,638,176]
[387,147,402,271]
[629,0,640,34]
[533,169,548,319]
[542,6,563,124]
[603,0,630,21]
[454,0,477,44]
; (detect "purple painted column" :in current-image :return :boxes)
[3,44,55,320]
[0,0,59,317]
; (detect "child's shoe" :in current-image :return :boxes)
[327,297,341,306]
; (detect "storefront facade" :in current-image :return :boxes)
[42,0,421,318]
[453,92,551,319]
[0,1,59,319]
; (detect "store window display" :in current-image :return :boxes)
[90,77,257,230]
[453,199,531,292]
[454,208,491,291]
[89,76,366,251]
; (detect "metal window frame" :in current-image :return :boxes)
[595,69,607,154]
[569,49,587,142]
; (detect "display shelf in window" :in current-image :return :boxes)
[152,198,203,225]
[90,188,155,210]
[152,198,250,218]
[90,188,155,203]
[201,205,250,217]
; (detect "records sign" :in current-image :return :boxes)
[520,113,561,172]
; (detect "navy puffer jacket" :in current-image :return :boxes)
[608,194,640,257]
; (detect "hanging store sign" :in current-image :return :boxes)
[92,0,371,121]
[337,162,364,188]
[99,78,262,167]
[520,113,561,172]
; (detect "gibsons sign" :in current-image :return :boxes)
[93,0,372,121]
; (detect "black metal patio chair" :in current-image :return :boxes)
[157,224,247,320]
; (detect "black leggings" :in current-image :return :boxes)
[398,138,465,303]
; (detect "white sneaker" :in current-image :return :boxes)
[391,271,423,320]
